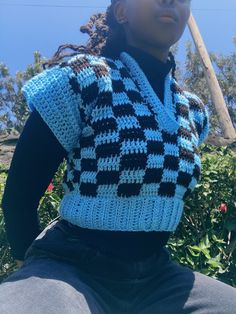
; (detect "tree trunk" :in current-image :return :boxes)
[188,12,236,139]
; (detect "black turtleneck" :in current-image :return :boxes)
[2,47,172,261]
[125,45,174,104]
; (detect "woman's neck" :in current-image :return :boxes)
[125,40,170,63]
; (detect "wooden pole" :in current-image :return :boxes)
[187,12,236,139]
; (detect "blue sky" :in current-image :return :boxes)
[1,0,236,75]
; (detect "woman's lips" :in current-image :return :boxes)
[155,10,178,24]
[157,16,176,23]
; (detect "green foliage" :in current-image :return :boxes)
[0,146,235,286]
[0,52,45,136]
[37,161,66,229]
[0,164,18,281]
[168,145,236,287]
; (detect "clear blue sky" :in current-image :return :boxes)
[1,0,236,75]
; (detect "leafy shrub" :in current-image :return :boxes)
[168,144,236,287]
[0,145,236,286]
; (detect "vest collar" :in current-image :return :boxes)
[124,45,174,80]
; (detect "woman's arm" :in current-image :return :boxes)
[1,109,67,261]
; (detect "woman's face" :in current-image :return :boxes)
[114,0,191,52]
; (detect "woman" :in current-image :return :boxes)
[1,0,235,313]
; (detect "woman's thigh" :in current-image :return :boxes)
[0,256,105,314]
[135,261,236,314]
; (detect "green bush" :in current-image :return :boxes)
[0,145,236,286]
[168,144,236,287]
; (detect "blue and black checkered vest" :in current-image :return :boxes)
[22,52,209,232]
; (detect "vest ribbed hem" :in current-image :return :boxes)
[59,193,184,232]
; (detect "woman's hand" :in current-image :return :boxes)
[15,260,24,268]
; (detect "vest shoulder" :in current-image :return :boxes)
[64,53,122,72]
[182,90,205,111]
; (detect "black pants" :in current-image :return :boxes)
[1,218,236,313]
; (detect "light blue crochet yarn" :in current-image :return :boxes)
[21,65,83,152]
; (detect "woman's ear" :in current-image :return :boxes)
[113,0,128,25]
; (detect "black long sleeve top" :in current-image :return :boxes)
[1,45,174,261]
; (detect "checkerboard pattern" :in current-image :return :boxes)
[22,52,209,231]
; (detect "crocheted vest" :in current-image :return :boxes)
[22,52,209,232]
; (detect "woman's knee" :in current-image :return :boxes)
[184,271,236,313]
[0,257,104,314]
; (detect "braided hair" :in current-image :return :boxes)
[42,2,177,79]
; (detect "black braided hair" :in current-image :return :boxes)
[168,50,177,80]
[42,11,109,69]
[42,2,177,79]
